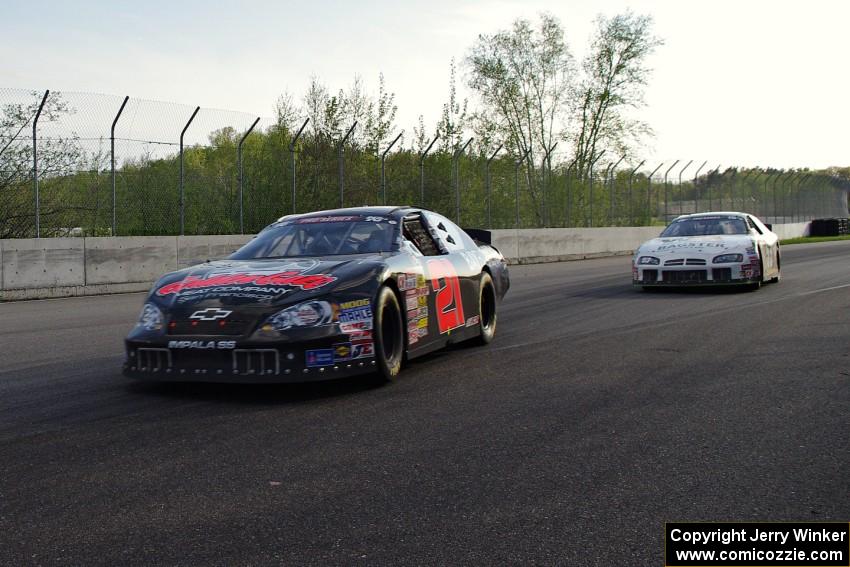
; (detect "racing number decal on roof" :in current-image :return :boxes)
[427,258,465,334]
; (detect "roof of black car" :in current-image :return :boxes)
[276,206,418,222]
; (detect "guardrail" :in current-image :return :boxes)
[0,223,811,300]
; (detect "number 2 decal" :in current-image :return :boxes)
[427,258,465,334]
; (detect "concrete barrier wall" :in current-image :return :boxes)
[1,235,253,300]
[491,227,663,264]
[770,222,810,240]
[0,223,810,300]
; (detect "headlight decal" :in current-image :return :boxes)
[638,256,660,265]
[712,253,744,264]
[265,300,335,332]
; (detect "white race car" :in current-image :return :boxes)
[633,212,781,290]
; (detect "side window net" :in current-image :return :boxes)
[403,215,442,256]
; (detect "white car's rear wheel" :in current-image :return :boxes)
[769,251,781,283]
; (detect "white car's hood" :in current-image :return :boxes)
[638,235,754,258]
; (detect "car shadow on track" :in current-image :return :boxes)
[568,282,765,300]
[125,373,385,406]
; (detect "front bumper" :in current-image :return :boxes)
[633,263,761,286]
[123,335,376,383]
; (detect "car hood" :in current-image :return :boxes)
[150,256,386,312]
[638,235,754,258]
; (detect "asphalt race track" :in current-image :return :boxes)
[1,241,848,565]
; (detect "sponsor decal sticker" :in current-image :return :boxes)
[297,215,362,224]
[340,320,372,333]
[405,296,418,311]
[157,270,336,296]
[347,330,372,341]
[305,349,335,367]
[168,340,236,350]
[351,342,374,359]
[334,342,352,362]
[339,300,373,333]
[189,308,232,321]
[465,315,480,327]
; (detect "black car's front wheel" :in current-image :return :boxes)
[374,285,404,381]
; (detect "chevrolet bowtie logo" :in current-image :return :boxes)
[189,308,232,321]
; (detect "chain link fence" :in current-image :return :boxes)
[2,87,848,239]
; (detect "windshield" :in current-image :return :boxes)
[661,216,748,237]
[231,215,398,259]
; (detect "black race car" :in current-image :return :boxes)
[124,207,510,382]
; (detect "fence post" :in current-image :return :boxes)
[676,160,693,216]
[601,162,613,226]
[453,137,473,224]
[707,165,721,211]
[780,172,797,223]
[609,155,626,225]
[796,174,811,222]
[419,133,439,209]
[486,144,503,228]
[337,121,358,208]
[691,161,707,215]
[771,172,784,223]
[514,149,530,228]
[564,158,577,228]
[381,132,403,205]
[288,118,309,214]
[542,143,557,227]
[647,162,664,224]
[32,89,49,238]
[237,117,261,234]
[628,160,645,226]
[662,160,679,224]
[588,150,606,227]
[110,95,129,236]
[179,106,200,235]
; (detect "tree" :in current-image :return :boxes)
[0,91,83,238]
[465,14,575,222]
[274,90,300,132]
[364,73,398,154]
[572,11,662,176]
[340,75,372,149]
[436,58,468,152]
[303,76,329,139]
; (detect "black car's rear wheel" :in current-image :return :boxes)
[374,285,404,381]
[473,272,497,345]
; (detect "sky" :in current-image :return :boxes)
[2,0,848,169]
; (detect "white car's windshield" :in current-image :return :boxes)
[661,216,748,237]
[231,215,398,259]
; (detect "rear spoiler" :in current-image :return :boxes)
[462,228,491,245]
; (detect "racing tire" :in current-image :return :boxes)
[473,272,498,345]
[769,251,781,283]
[374,285,404,382]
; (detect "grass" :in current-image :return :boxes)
[780,235,850,245]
